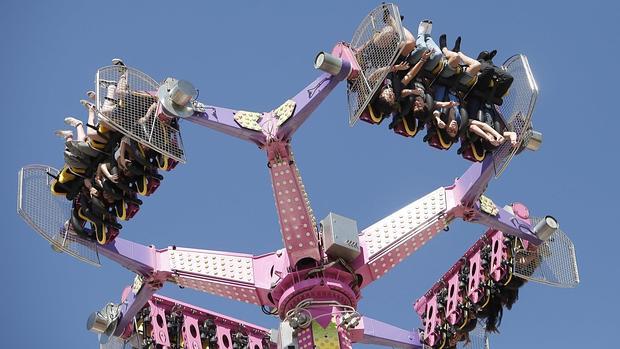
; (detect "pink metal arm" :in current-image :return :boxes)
[116,291,276,349]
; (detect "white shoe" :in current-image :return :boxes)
[417,21,429,36]
[112,58,125,66]
[418,20,432,35]
[55,130,73,138]
[87,90,96,101]
[64,116,83,127]
[80,99,95,110]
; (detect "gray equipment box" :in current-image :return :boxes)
[321,213,360,262]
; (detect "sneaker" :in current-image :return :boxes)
[452,36,462,52]
[99,79,117,87]
[86,90,96,101]
[64,116,83,127]
[55,130,73,138]
[439,34,447,50]
[417,21,429,36]
[425,20,433,35]
[111,58,125,67]
[80,99,95,110]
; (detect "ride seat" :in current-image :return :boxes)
[359,104,386,125]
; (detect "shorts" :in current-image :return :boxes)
[65,139,99,157]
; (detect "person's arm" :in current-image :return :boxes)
[84,178,98,197]
[400,88,425,97]
[118,137,130,170]
[401,50,432,86]
[367,61,409,85]
[434,100,459,108]
[138,102,157,125]
[98,162,119,183]
[433,110,446,128]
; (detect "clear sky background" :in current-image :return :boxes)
[1,1,618,348]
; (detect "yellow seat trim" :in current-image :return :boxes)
[368,104,383,124]
[402,116,417,137]
[471,143,486,161]
[436,129,452,149]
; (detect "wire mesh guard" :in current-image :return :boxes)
[491,54,538,177]
[347,3,404,126]
[421,322,489,349]
[96,66,186,163]
[17,165,100,266]
[457,321,490,349]
[100,335,140,349]
[513,217,579,288]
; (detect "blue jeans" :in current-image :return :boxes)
[409,34,442,71]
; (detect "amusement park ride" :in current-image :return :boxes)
[17,4,579,349]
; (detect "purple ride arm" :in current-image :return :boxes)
[187,56,351,144]
[92,237,282,307]
[351,158,543,289]
[451,157,543,244]
[350,316,422,349]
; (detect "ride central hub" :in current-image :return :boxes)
[271,268,360,320]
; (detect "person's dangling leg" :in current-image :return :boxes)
[64,115,85,141]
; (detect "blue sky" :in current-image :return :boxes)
[1,1,618,348]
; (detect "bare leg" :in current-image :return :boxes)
[401,27,416,57]
[100,84,118,114]
[74,121,86,142]
[457,51,482,75]
[441,48,461,69]
[469,122,498,145]
[138,102,158,125]
[116,70,129,96]
[84,103,108,144]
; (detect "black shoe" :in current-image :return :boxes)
[477,51,490,61]
[439,34,447,50]
[488,49,497,60]
[452,36,461,52]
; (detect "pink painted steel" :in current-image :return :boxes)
[331,43,361,80]
[266,140,321,267]
[467,250,485,305]
[148,301,171,347]
[150,294,272,339]
[489,231,507,282]
[422,294,442,347]
[339,325,353,349]
[512,202,530,220]
[297,327,314,349]
[353,188,451,288]
[181,314,202,349]
[216,325,232,349]
[445,273,462,326]
[272,274,358,319]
